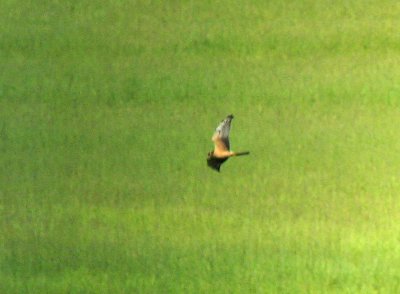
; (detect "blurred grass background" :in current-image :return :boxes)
[2,0,400,292]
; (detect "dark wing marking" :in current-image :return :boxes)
[207,157,228,172]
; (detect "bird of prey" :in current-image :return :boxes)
[207,114,250,172]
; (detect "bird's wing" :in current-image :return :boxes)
[207,156,227,172]
[212,114,233,152]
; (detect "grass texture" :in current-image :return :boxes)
[2,0,400,293]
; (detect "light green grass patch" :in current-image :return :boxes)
[2,0,400,293]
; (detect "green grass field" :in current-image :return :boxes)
[2,0,400,292]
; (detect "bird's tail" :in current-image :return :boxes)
[234,151,250,156]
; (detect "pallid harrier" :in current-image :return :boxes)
[207,114,250,172]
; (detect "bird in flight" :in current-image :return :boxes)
[207,114,250,172]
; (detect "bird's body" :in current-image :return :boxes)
[207,114,249,172]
